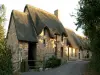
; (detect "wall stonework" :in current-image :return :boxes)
[19,41,28,60]
[56,35,67,61]
[36,29,55,61]
[36,29,68,63]
[80,50,92,59]
[7,17,19,72]
[7,17,29,72]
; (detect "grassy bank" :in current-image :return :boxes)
[84,62,99,75]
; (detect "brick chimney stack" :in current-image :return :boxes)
[54,9,60,19]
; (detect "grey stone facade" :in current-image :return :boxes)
[7,17,20,72]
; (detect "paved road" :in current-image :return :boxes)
[22,60,88,75]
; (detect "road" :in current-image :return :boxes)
[22,60,88,75]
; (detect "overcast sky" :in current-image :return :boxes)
[1,0,84,36]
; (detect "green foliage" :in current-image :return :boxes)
[0,24,5,40]
[75,0,100,73]
[0,4,5,40]
[0,41,13,75]
[0,4,12,75]
[0,4,6,24]
[45,56,61,68]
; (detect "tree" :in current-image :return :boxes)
[0,24,5,40]
[75,0,100,73]
[0,4,5,40]
[0,5,13,75]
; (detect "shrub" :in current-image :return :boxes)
[45,56,61,68]
[0,41,13,75]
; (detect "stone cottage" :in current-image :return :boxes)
[54,10,92,60]
[6,5,68,72]
[65,28,91,60]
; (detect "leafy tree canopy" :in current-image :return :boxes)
[0,5,13,75]
[76,0,100,37]
[75,0,100,72]
[0,4,6,40]
[0,4,6,24]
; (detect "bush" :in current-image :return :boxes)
[45,56,61,68]
[0,41,13,75]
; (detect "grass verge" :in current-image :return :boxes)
[83,62,99,75]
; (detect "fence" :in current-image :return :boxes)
[13,59,45,73]
[13,53,55,73]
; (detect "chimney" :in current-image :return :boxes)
[54,9,60,19]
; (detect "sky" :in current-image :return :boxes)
[1,0,84,36]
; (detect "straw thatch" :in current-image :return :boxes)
[65,28,89,50]
[7,5,68,42]
[24,4,67,36]
[13,10,38,42]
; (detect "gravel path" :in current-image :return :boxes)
[21,60,88,75]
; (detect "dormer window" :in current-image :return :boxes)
[43,28,46,47]
[43,39,46,46]
[61,34,63,41]
[44,28,46,35]
[61,47,63,57]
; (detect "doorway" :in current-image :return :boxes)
[28,42,36,69]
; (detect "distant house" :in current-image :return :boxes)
[6,5,67,72]
[65,28,92,60]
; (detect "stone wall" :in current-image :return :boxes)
[36,29,67,63]
[7,17,20,72]
[19,41,28,60]
[80,50,92,59]
[65,47,79,60]
[56,35,67,62]
[36,29,55,61]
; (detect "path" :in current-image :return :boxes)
[21,60,89,75]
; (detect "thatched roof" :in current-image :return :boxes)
[13,10,38,42]
[7,5,67,42]
[65,28,80,49]
[77,35,90,50]
[24,4,67,36]
[65,28,89,50]
[6,10,38,42]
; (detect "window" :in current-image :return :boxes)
[44,28,46,35]
[71,48,73,57]
[61,34,63,41]
[61,47,63,57]
[55,47,57,56]
[75,49,77,57]
[43,39,46,47]
[43,28,46,47]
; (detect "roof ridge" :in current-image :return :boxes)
[26,4,58,19]
[12,10,27,15]
[24,4,67,37]
[65,27,85,38]
[76,34,86,39]
[65,28,75,33]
